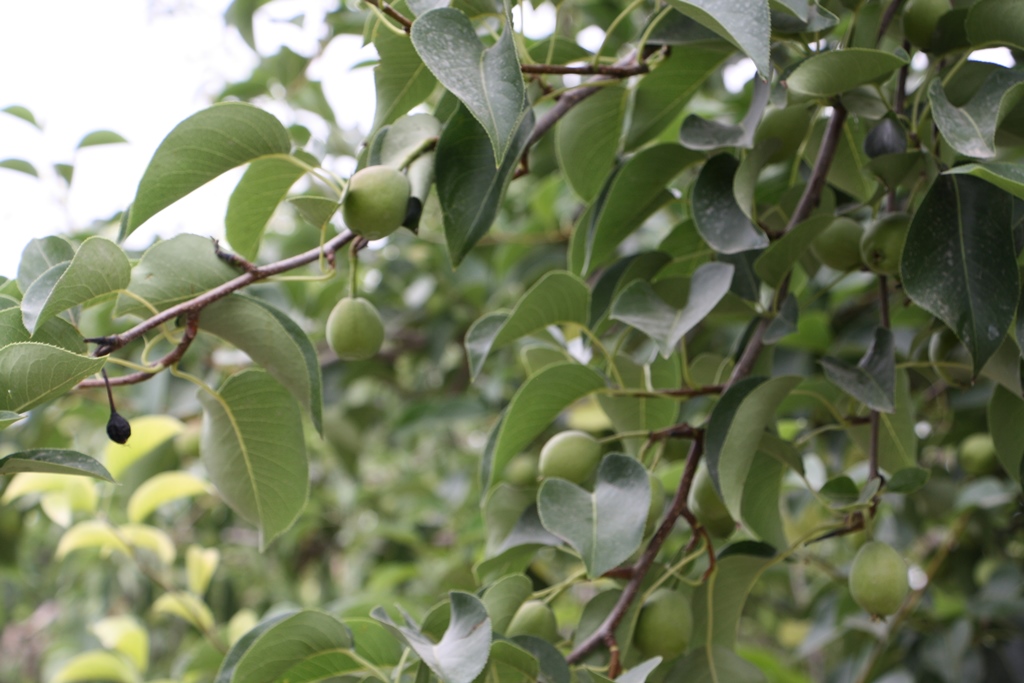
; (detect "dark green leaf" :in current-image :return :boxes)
[199,369,308,550]
[887,467,930,494]
[689,542,776,650]
[901,174,1016,373]
[226,157,308,260]
[668,645,767,682]
[679,77,770,150]
[819,327,896,413]
[965,0,1024,50]
[556,86,627,201]
[802,117,876,203]
[371,16,438,132]
[663,0,771,79]
[929,69,1024,160]
[538,454,649,577]
[988,384,1024,483]
[692,155,769,254]
[786,48,908,98]
[411,8,527,166]
[848,370,917,472]
[125,103,290,239]
[753,215,832,289]
[946,162,1024,201]
[0,449,114,482]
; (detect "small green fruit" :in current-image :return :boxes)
[860,213,910,276]
[811,217,865,271]
[538,430,602,484]
[504,454,539,486]
[689,464,735,538]
[959,433,998,476]
[506,600,559,642]
[342,165,411,240]
[326,297,385,361]
[645,472,666,537]
[633,588,692,660]
[903,0,949,51]
[849,540,909,617]
[927,327,973,386]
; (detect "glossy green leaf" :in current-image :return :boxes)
[481,362,606,489]
[370,13,438,132]
[225,157,307,260]
[0,159,38,177]
[663,0,771,79]
[679,77,770,150]
[436,105,535,265]
[556,86,627,201]
[848,370,917,472]
[0,343,105,413]
[199,369,308,550]
[538,454,649,577]
[988,384,1024,483]
[625,44,733,150]
[705,376,801,518]
[0,307,86,353]
[216,610,360,683]
[610,262,734,356]
[77,130,128,148]
[1,104,39,128]
[901,174,1016,373]
[946,163,1024,201]
[482,574,533,634]
[590,251,673,329]
[21,237,130,334]
[692,155,769,254]
[0,449,114,482]
[690,542,776,650]
[928,69,1024,159]
[573,144,702,274]
[200,294,323,434]
[753,215,832,289]
[124,102,290,239]
[598,354,680,456]
[478,640,540,683]
[50,650,139,683]
[786,48,908,98]
[465,270,589,380]
[127,471,212,523]
[411,8,527,166]
[17,236,75,294]
[373,591,491,683]
[667,644,767,683]
[820,327,896,413]
[116,234,238,317]
[966,0,1024,50]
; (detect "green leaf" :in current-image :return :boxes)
[679,77,770,151]
[753,215,832,289]
[819,327,896,413]
[225,157,307,260]
[802,117,876,203]
[482,574,533,634]
[988,384,1024,483]
[115,234,238,317]
[54,163,74,185]
[740,451,787,549]
[481,362,606,489]
[667,644,767,683]
[663,0,771,79]
[374,591,491,683]
[465,270,590,380]
[901,174,1017,373]
[0,307,86,353]
[625,44,733,150]
[50,650,140,683]
[411,8,527,166]
[689,542,776,650]
[946,162,1024,201]
[0,343,105,413]
[2,105,40,128]
[216,610,361,683]
[77,130,128,148]
[692,155,769,254]
[200,295,324,434]
[436,105,535,264]
[928,69,1024,160]
[597,354,681,456]
[0,449,114,482]
[538,453,649,578]
[610,262,734,357]
[887,467,930,494]
[124,102,290,239]
[786,48,908,98]
[21,236,131,334]
[0,159,38,177]
[289,195,341,228]
[198,369,308,550]
[0,411,24,430]
[965,0,1024,50]
[556,85,628,201]
[848,370,917,472]
[705,376,801,518]
[17,236,75,294]
[573,144,702,275]
[477,640,540,683]
[370,14,438,132]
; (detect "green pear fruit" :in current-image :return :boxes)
[506,600,558,642]
[633,588,692,660]
[860,213,910,276]
[326,297,384,361]
[811,217,865,271]
[958,433,998,476]
[849,540,909,617]
[927,327,973,386]
[343,165,411,240]
[538,430,602,484]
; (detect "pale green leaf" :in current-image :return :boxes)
[153,591,216,632]
[50,650,140,683]
[0,158,38,177]
[556,85,627,201]
[127,471,212,523]
[226,157,307,260]
[928,69,1024,159]
[690,542,777,650]
[0,343,105,413]
[0,449,114,482]
[370,15,438,132]
[77,130,128,148]
[17,235,75,294]
[104,415,184,481]
[92,616,149,673]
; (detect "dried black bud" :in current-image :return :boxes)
[106,411,132,445]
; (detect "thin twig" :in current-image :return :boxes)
[521,63,649,77]
[363,0,413,30]
[77,312,201,389]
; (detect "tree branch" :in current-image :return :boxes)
[363,0,413,31]
[78,311,201,389]
[521,63,649,77]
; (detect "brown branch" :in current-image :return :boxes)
[83,230,357,358]
[788,104,849,233]
[521,63,649,77]
[876,0,909,44]
[363,0,413,31]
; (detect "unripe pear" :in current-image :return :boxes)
[326,297,384,361]
[538,430,602,484]
[848,540,909,617]
[633,588,692,660]
[506,600,558,642]
[343,165,411,240]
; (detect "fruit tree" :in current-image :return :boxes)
[1,0,1023,681]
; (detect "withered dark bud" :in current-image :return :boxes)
[102,369,131,445]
